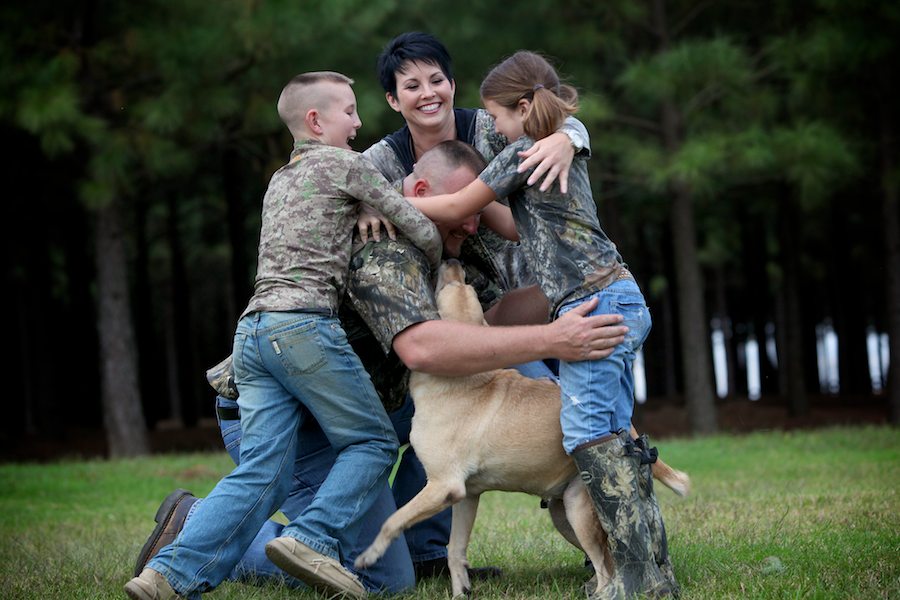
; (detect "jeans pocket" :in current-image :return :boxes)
[611,295,651,350]
[270,320,327,375]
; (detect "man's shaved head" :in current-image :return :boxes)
[411,140,487,194]
[277,71,354,139]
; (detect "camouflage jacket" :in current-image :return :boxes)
[479,136,626,318]
[344,223,534,411]
[240,140,440,318]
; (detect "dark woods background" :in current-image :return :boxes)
[2,0,898,458]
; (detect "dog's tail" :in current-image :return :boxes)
[651,460,691,497]
[629,425,691,497]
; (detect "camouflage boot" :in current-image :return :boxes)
[573,431,671,600]
[634,435,680,598]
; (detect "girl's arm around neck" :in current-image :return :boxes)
[480,201,519,241]
[408,178,497,223]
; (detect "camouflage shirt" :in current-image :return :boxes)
[241,140,440,318]
[345,223,530,411]
[479,137,625,318]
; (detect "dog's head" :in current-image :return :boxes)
[435,260,487,326]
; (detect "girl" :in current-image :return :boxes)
[408,51,674,600]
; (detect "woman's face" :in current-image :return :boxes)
[386,60,456,132]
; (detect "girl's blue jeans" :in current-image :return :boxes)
[557,279,652,454]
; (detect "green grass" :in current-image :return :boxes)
[1,426,898,599]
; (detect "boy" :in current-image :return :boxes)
[125,71,441,600]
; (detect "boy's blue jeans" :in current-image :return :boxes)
[148,311,398,598]
[216,396,415,593]
[557,279,652,454]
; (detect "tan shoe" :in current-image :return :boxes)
[124,568,178,600]
[265,536,366,599]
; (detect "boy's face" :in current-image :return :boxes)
[316,82,363,150]
[387,60,456,133]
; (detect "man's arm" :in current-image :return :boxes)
[393,297,626,376]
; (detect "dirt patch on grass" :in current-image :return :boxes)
[634,394,890,439]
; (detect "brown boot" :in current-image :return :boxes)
[573,432,671,600]
[133,490,197,576]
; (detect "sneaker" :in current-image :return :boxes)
[265,536,366,599]
[124,568,178,600]
[134,490,197,576]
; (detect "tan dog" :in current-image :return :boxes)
[355,260,689,597]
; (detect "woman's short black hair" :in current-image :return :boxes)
[376,32,454,96]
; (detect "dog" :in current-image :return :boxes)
[355,260,690,597]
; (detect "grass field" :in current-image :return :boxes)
[1,426,897,599]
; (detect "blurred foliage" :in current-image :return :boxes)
[1,0,897,439]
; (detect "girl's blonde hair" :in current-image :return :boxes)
[479,51,578,141]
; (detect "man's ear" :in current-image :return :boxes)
[386,92,401,113]
[305,109,321,134]
[412,179,430,197]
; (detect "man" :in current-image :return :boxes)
[133,140,626,597]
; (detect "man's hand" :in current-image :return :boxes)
[516,132,576,193]
[545,297,627,362]
[357,203,397,243]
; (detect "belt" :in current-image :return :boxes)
[216,405,241,421]
[617,267,634,281]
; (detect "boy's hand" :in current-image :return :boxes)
[357,203,396,243]
[516,132,576,193]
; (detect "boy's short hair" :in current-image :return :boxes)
[376,32,453,97]
[277,71,354,137]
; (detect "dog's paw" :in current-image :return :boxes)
[354,547,381,570]
[450,586,472,599]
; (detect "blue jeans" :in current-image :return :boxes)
[557,280,652,453]
[208,358,558,586]
[148,311,398,598]
[217,392,450,569]
[215,397,415,593]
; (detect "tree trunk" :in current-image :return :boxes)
[95,197,149,457]
[830,201,870,396]
[880,100,900,424]
[778,193,809,416]
[714,267,740,398]
[223,148,252,320]
[669,182,718,433]
[163,194,194,426]
[653,0,717,433]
